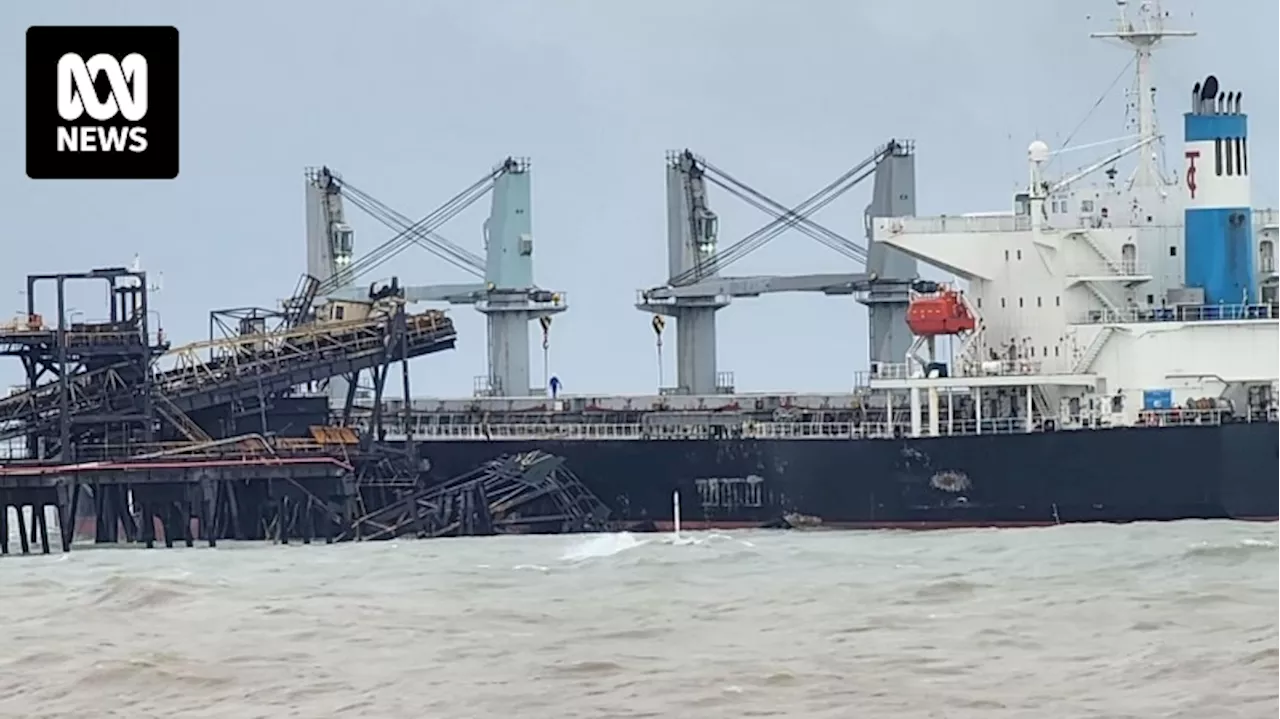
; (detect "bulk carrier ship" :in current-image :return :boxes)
[268,1,1279,531]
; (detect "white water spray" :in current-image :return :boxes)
[559,532,645,562]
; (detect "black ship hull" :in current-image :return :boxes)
[408,421,1279,529]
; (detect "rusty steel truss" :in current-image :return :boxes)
[0,275,456,459]
[340,450,611,541]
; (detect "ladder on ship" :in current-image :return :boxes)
[1073,326,1115,374]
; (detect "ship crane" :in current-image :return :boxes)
[636,140,919,395]
[303,160,566,400]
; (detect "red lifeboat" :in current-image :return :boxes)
[906,287,977,337]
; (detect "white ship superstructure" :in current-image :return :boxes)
[867,0,1278,436]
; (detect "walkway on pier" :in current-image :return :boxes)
[0,435,356,556]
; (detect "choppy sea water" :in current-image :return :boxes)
[0,520,1275,718]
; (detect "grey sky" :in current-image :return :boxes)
[2,0,1275,397]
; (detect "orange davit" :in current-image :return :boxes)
[906,288,977,336]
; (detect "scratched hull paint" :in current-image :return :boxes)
[413,421,1279,528]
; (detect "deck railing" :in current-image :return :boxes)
[0,410,1265,461]
[888,214,1032,235]
[862,359,1048,383]
[1078,303,1279,325]
[352,406,1272,442]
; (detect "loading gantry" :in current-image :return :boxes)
[304,158,566,399]
[635,140,920,395]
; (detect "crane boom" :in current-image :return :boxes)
[336,179,486,277]
[665,142,895,286]
[635,140,916,395]
[315,166,503,295]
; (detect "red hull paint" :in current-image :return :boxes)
[64,515,1277,542]
[649,517,1278,532]
[68,516,202,543]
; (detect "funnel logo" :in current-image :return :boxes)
[1185,150,1200,200]
[27,26,179,180]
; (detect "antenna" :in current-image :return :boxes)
[128,254,164,293]
[1089,0,1196,187]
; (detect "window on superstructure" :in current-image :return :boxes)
[1242,138,1248,175]
[1235,138,1244,176]
[1054,346,1060,357]
[1005,250,1010,261]
[1055,296,1060,307]
[1169,245,1177,257]
[1036,296,1042,307]
[976,298,982,308]
[1016,249,1022,260]
[1146,294,1154,305]
[1081,200,1094,213]
[1043,346,1048,357]
[1000,297,1006,308]
[1018,297,1024,308]
[1225,138,1235,176]
[1215,138,1223,176]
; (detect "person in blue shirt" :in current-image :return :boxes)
[549,375,561,399]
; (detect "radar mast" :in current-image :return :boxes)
[1089,0,1196,187]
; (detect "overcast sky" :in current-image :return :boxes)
[2,0,1275,397]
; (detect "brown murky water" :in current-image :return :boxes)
[0,520,1275,718]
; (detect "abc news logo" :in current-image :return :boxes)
[26,26,179,180]
[57,52,150,153]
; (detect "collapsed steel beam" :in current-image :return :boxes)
[341,451,610,541]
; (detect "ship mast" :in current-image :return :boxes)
[1089,0,1195,188]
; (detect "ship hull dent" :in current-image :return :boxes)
[415,423,1279,529]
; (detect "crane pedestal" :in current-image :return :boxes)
[637,294,732,395]
[475,289,567,397]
